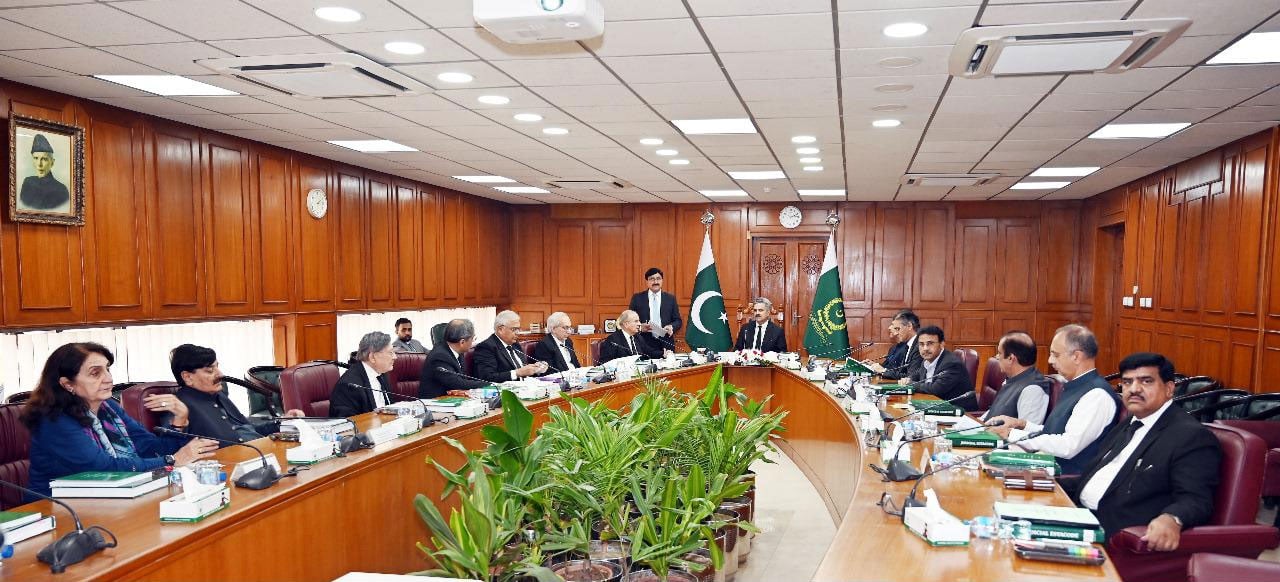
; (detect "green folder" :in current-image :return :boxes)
[985,451,1059,470]
[945,430,1001,448]
[844,359,875,375]
[908,399,963,417]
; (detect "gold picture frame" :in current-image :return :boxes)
[10,114,85,226]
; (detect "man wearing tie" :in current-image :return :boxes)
[532,312,580,374]
[421,319,489,399]
[733,297,787,353]
[472,310,547,383]
[599,310,663,363]
[330,331,398,418]
[628,267,683,355]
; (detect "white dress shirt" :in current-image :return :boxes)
[1014,386,1050,426]
[500,339,522,380]
[363,362,386,408]
[556,338,577,370]
[1011,369,1117,459]
[622,331,638,354]
[922,354,940,381]
[649,290,663,334]
[1078,400,1172,510]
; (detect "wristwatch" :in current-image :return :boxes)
[163,454,176,466]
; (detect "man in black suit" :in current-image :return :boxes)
[532,311,581,374]
[420,319,489,399]
[599,309,664,363]
[1064,352,1221,547]
[330,331,398,418]
[908,325,977,411]
[472,310,547,383]
[871,311,921,380]
[628,267,683,354]
[733,297,787,353]
[171,344,304,445]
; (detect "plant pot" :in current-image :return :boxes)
[721,496,754,563]
[622,568,700,582]
[551,558,625,582]
[710,510,739,580]
[681,548,725,582]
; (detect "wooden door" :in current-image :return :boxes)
[750,236,828,356]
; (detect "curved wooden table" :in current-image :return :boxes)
[0,365,1117,581]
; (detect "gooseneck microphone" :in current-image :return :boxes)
[873,415,987,482]
[153,427,281,490]
[339,382,437,450]
[901,429,1046,512]
[435,367,505,409]
[880,390,975,424]
[0,480,118,573]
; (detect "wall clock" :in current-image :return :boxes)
[779,205,802,229]
[306,188,328,219]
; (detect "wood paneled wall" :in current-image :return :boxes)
[1089,128,1279,391]
[0,80,510,363]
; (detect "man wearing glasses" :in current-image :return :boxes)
[532,312,581,374]
[987,324,1120,476]
[869,310,920,379]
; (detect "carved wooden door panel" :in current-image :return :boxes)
[750,237,827,355]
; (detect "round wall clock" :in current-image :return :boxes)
[306,188,328,219]
[779,205,803,229]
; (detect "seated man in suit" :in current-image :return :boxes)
[171,344,303,445]
[421,319,491,399]
[988,324,1121,476]
[733,297,788,353]
[599,309,664,363]
[532,311,581,374]
[981,331,1051,426]
[908,325,977,411]
[1063,352,1220,547]
[473,310,547,383]
[329,331,398,418]
[628,267,683,355]
[870,310,921,379]
[391,317,426,352]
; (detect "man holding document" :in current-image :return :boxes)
[628,267,683,354]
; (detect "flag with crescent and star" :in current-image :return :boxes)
[687,230,732,351]
[803,232,851,358]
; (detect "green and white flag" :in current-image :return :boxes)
[803,232,851,358]
[686,231,732,351]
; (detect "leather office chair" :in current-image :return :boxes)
[953,348,979,387]
[1045,374,1066,414]
[1190,392,1264,422]
[1175,388,1251,417]
[462,349,476,377]
[388,352,427,400]
[1174,375,1220,398]
[977,357,1005,412]
[4,391,31,404]
[1187,553,1280,582]
[1217,419,1280,527]
[280,361,341,417]
[591,340,603,365]
[120,381,180,432]
[1241,394,1280,420]
[0,402,31,510]
[520,340,537,359]
[430,322,447,347]
[245,365,284,419]
[1107,423,1280,582]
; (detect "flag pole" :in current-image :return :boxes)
[701,208,715,232]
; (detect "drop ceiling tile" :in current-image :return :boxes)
[919,140,997,153]
[1139,88,1263,109]
[1019,109,1122,127]
[490,57,615,86]
[530,84,642,107]
[1130,0,1280,36]
[474,106,573,126]
[604,53,724,84]
[155,114,265,130]
[979,1,1134,25]
[439,27,591,60]
[1167,64,1280,91]
[598,0,690,20]
[701,13,834,52]
[1112,107,1222,124]
[219,128,311,142]
[650,102,748,119]
[394,61,518,89]
[184,74,278,95]
[100,42,235,76]
[357,94,462,112]
[435,87,550,110]
[255,93,378,113]
[705,154,779,165]
[739,78,837,102]
[395,109,497,126]
[0,17,78,50]
[246,0,421,34]
[589,121,678,136]
[582,18,708,56]
[231,112,342,129]
[1245,87,1280,107]
[722,50,836,80]
[1145,34,1238,67]
[115,0,304,40]
[90,96,217,116]
[323,29,477,64]
[1202,106,1280,123]
[840,46,954,77]
[632,81,738,105]
[323,110,424,128]
[1037,91,1152,111]
[913,151,985,163]
[1055,67,1188,94]
[896,188,952,201]
[562,105,664,123]
[936,93,1041,116]
[924,126,1010,141]
[841,74,949,100]
[1003,124,1097,140]
[0,54,73,77]
[947,75,1062,97]
[655,191,711,203]
[207,36,336,56]
[693,133,766,147]
[170,95,293,114]
[698,145,773,157]
[6,74,149,98]
[690,0,831,16]
[928,111,1020,129]
[750,99,839,118]
[837,5,980,49]
[4,47,161,75]
[4,3,188,45]
[287,127,378,141]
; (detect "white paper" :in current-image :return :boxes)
[290,418,324,448]
[175,466,211,501]
[924,488,939,509]
[649,320,668,338]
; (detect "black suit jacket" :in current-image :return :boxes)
[909,349,977,411]
[1064,405,1221,538]
[598,330,662,364]
[532,333,580,374]
[472,334,528,383]
[733,321,788,353]
[329,363,391,418]
[421,342,487,399]
[629,290,683,352]
[882,335,922,380]
[176,386,278,444]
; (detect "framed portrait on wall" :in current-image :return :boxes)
[604,318,618,333]
[9,115,84,225]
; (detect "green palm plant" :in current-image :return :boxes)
[626,464,724,582]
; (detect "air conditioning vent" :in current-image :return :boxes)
[197,53,430,99]
[902,174,1000,187]
[949,19,1190,78]
[545,178,632,190]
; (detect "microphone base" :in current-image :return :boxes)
[885,459,923,482]
[902,494,926,509]
[234,467,280,490]
[37,530,106,574]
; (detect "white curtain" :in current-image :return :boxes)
[336,306,497,360]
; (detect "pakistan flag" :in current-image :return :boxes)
[803,232,851,358]
[686,231,732,351]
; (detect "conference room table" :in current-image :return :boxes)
[0,364,1119,581]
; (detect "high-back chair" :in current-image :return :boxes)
[953,348,979,387]
[120,381,180,432]
[279,361,342,417]
[0,403,31,510]
[387,351,427,400]
[977,357,1005,412]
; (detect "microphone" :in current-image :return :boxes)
[900,430,1045,512]
[435,367,504,409]
[0,480,118,573]
[339,382,435,451]
[880,390,975,423]
[607,339,651,360]
[515,345,561,374]
[220,376,280,416]
[873,417,989,482]
[154,427,280,490]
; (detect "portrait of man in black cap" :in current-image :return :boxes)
[18,132,70,212]
[10,115,82,225]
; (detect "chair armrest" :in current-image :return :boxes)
[1189,553,1280,582]
[1111,525,1280,554]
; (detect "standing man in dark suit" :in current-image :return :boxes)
[421,319,489,399]
[908,325,977,411]
[870,311,921,380]
[733,297,788,353]
[532,311,580,374]
[628,267,683,354]
[472,310,547,383]
[330,332,398,418]
[599,310,664,363]
[1064,352,1220,546]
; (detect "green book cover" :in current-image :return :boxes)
[908,399,963,417]
[0,510,40,528]
[945,430,1001,448]
[844,359,874,375]
[986,451,1059,469]
[427,396,469,406]
[1027,523,1105,543]
[874,384,914,395]
[50,471,151,488]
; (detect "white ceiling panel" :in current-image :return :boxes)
[650,102,748,119]
[1002,125,1098,140]
[170,95,293,114]
[924,126,1011,141]
[701,13,834,52]
[207,36,339,56]
[394,108,507,127]
[562,105,665,123]
[115,0,304,40]
[440,27,591,60]
[358,94,463,112]
[928,111,1022,129]
[100,42,235,76]
[1167,64,1280,91]
[598,0,690,21]
[589,121,680,137]
[739,78,837,102]
[722,50,836,80]
[1037,91,1151,112]
[841,74,949,101]
[3,3,188,45]
[1211,107,1280,123]
[919,140,997,153]
[0,54,73,77]
[840,46,956,77]
[324,110,425,128]
[159,114,268,131]
[583,19,708,57]
[1141,88,1269,110]
[492,57,616,86]
[750,99,839,118]
[632,81,738,104]
[256,93,377,113]
[395,61,519,89]
[1144,34,1238,67]
[231,112,343,129]
[913,151,985,163]
[246,0,421,35]
[1112,107,1225,124]
[946,75,1061,97]
[4,47,161,75]
[0,17,77,50]
[6,74,152,98]
[837,6,980,49]
[1019,109,1123,127]
[979,1,1134,25]
[531,84,643,107]
[90,96,215,116]
[435,87,550,110]
[604,53,725,84]
[323,29,477,64]
[1130,0,1280,36]
[1055,67,1189,94]
[936,93,1041,116]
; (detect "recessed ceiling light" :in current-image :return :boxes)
[671,118,757,135]
[883,22,928,38]
[878,56,922,69]
[798,189,846,197]
[436,72,473,84]
[495,186,550,194]
[1088,123,1189,139]
[314,6,363,22]
[477,95,510,105]
[669,159,690,165]
[542,127,569,135]
[796,147,820,155]
[453,175,515,183]
[94,75,238,96]
[655,149,678,156]
[700,189,749,198]
[1208,32,1280,65]
[799,157,821,164]
[1030,167,1100,177]
[514,113,543,122]
[384,41,425,55]
[640,137,664,145]
[872,119,902,128]
[328,139,417,153]
[875,83,914,93]
[728,170,786,180]
[803,166,824,172]
[791,135,817,144]
[1010,181,1071,190]
[872,104,908,112]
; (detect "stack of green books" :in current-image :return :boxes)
[986,451,1060,471]
[994,502,1105,543]
[908,399,963,417]
[873,384,913,396]
[944,430,1001,448]
[0,510,56,545]
[50,470,169,499]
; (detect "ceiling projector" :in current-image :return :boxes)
[474,0,605,44]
